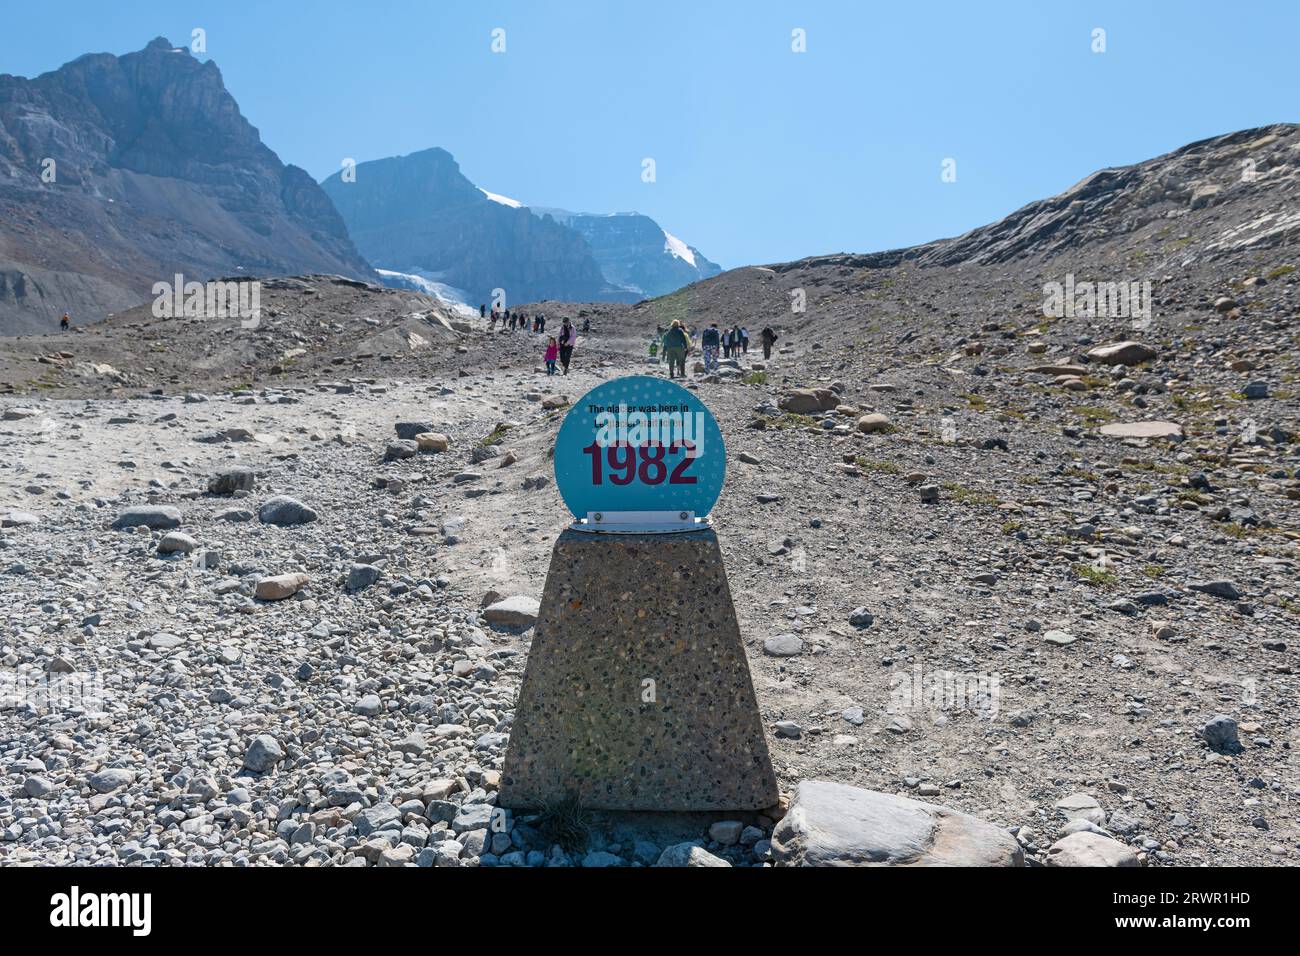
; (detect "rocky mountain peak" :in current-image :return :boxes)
[0,38,372,333]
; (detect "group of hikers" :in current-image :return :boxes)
[475,302,777,381]
[654,321,778,378]
[481,304,550,334]
[479,304,586,375]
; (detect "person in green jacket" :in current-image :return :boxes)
[662,320,689,379]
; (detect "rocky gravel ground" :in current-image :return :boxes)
[2,290,1295,866]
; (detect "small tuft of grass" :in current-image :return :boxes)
[1266,264,1295,280]
[770,412,818,430]
[742,371,768,386]
[1071,563,1118,588]
[535,796,591,854]
[855,457,901,475]
[1142,565,1165,578]
[479,423,513,447]
[1072,405,1117,425]
[1172,394,1218,414]
[942,481,998,506]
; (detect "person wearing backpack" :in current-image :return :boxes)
[740,326,750,354]
[761,326,778,360]
[701,323,721,372]
[662,320,689,379]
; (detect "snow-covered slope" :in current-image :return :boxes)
[535,209,722,298]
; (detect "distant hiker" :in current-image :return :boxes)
[558,319,577,374]
[60,312,70,332]
[740,326,749,354]
[544,336,559,376]
[538,314,546,334]
[662,320,688,379]
[581,318,591,334]
[648,336,660,362]
[701,323,721,372]
[489,309,498,330]
[480,303,487,319]
[760,325,777,360]
[728,326,741,358]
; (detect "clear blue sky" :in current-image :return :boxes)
[3,1,1296,268]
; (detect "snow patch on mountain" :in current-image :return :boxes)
[479,188,524,208]
[662,230,697,268]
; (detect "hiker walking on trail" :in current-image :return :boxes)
[480,304,487,319]
[538,314,546,334]
[544,336,559,376]
[558,318,577,374]
[760,325,777,360]
[60,312,70,332]
[701,323,721,372]
[740,326,749,354]
[662,320,688,379]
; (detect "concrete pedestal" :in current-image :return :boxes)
[499,528,778,811]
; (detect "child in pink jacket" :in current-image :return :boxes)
[544,337,559,375]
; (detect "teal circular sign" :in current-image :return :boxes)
[554,375,726,519]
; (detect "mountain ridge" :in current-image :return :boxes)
[0,37,373,334]
[321,148,722,308]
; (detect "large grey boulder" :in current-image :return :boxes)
[385,440,419,461]
[1,511,39,528]
[88,768,134,793]
[1200,714,1241,753]
[354,802,403,837]
[111,506,182,530]
[157,531,197,555]
[482,595,540,629]
[1055,792,1106,826]
[1086,341,1157,366]
[346,563,382,593]
[395,421,436,440]
[778,388,839,414]
[654,843,732,867]
[242,734,285,773]
[207,467,256,495]
[770,780,1023,866]
[1046,831,1139,867]
[258,495,318,526]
